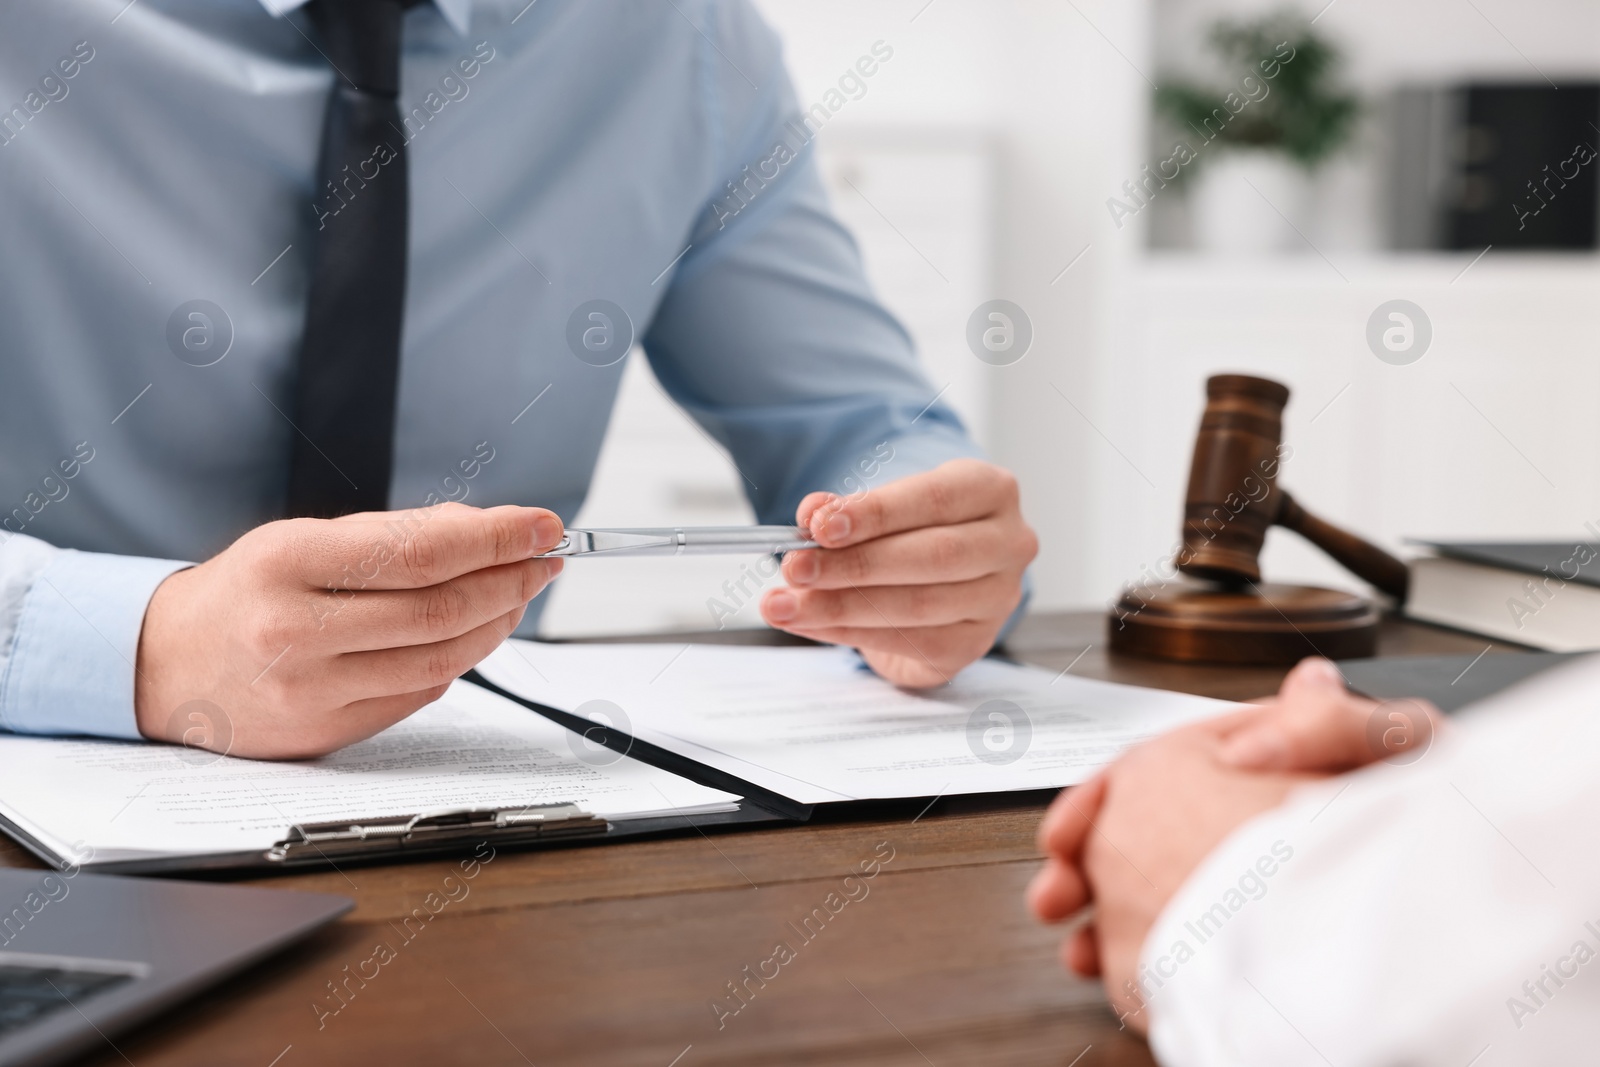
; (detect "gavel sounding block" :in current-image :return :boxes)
[1109,581,1379,665]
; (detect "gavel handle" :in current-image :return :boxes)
[1276,491,1410,603]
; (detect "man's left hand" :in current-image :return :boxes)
[759,458,1037,687]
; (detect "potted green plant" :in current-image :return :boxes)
[1155,14,1359,252]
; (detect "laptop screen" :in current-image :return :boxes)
[0,959,139,1036]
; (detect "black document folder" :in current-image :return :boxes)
[0,797,792,877]
[463,670,815,822]
[1340,651,1584,713]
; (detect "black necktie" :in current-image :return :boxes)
[286,0,412,518]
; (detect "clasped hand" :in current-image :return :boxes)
[1027,657,1442,1033]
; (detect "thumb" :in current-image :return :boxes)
[1038,774,1108,859]
[1224,658,1343,718]
[1217,658,1374,772]
[1278,656,1347,698]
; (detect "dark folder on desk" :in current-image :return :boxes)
[1339,650,1585,713]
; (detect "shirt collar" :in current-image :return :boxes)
[258,0,474,37]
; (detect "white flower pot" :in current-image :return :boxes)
[1190,150,1314,253]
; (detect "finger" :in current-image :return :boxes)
[1219,656,1360,768]
[1197,702,1275,740]
[1218,658,1381,771]
[805,459,1017,548]
[1039,775,1107,859]
[330,607,525,701]
[859,648,958,689]
[761,573,1020,630]
[285,504,564,590]
[1280,656,1351,702]
[253,684,452,760]
[795,491,840,533]
[1028,857,1091,921]
[1066,923,1101,977]
[774,620,996,679]
[781,520,1024,590]
[1367,698,1443,763]
[314,557,563,653]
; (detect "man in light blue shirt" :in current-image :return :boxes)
[0,0,1035,757]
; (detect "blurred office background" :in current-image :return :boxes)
[539,0,1600,636]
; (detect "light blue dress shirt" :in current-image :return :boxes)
[0,0,984,741]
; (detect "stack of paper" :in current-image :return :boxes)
[477,640,1232,805]
[0,682,737,867]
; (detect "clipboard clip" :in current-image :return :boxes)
[265,804,609,864]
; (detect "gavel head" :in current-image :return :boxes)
[1176,374,1291,585]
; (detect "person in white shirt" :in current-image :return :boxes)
[1029,654,1600,1065]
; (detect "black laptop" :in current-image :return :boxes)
[0,868,349,1067]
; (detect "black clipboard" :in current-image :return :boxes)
[0,670,811,877]
[0,800,794,878]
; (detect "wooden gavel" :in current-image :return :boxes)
[1178,375,1409,602]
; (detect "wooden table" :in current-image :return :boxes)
[0,612,1511,1067]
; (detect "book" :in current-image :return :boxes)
[1406,540,1600,651]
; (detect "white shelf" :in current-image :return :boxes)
[1133,250,1600,286]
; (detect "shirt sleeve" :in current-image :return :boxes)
[643,4,980,525]
[1139,655,1600,1066]
[0,531,189,739]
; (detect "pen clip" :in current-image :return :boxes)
[265,804,609,863]
[543,532,586,556]
[543,530,677,556]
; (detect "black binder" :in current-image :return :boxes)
[1339,650,1582,713]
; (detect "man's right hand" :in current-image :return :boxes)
[134,503,564,759]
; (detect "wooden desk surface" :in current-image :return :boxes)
[0,612,1510,1067]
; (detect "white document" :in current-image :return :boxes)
[0,681,737,865]
[478,640,1235,805]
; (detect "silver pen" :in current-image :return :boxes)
[541,525,818,557]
